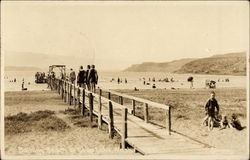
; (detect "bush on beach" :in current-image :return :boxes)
[5,110,69,135]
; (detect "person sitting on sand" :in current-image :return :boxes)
[230,114,245,130]
[202,91,220,126]
[219,115,231,129]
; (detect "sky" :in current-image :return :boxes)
[1,1,249,71]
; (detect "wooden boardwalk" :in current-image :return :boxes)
[50,79,235,156]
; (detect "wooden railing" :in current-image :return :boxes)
[100,89,172,133]
[50,78,172,149]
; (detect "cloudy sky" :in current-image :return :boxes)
[2,1,249,70]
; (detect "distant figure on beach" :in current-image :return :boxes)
[86,65,91,90]
[47,72,50,88]
[22,80,24,89]
[69,68,76,84]
[187,76,193,89]
[152,77,155,82]
[118,77,120,84]
[21,79,27,90]
[14,78,16,82]
[171,77,174,82]
[152,84,156,88]
[77,66,86,89]
[143,80,146,85]
[202,91,220,130]
[134,87,139,91]
[88,65,98,93]
[125,78,127,83]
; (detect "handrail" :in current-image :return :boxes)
[52,78,172,138]
[101,89,170,110]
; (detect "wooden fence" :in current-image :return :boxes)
[50,78,172,149]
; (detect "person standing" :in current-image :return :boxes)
[69,68,76,84]
[86,65,91,90]
[88,65,98,93]
[77,66,86,89]
[202,91,220,128]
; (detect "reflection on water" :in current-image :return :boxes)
[4,71,246,91]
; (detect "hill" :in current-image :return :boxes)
[175,52,246,75]
[124,58,196,72]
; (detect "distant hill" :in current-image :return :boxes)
[5,66,43,71]
[124,58,196,72]
[175,52,246,75]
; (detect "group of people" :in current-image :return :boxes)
[117,77,127,84]
[69,65,98,93]
[202,91,245,131]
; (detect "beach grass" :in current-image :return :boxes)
[4,91,133,156]
[5,110,70,135]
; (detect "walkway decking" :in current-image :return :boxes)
[50,79,236,156]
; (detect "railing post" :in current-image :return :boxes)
[108,92,111,100]
[108,101,114,139]
[98,89,102,130]
[61,80,64,99]
[89,93,93,122]
[68,82,70,104]
[166,106,171,135]
[132,99,136,116]
[120,96,123,105]
[69,83,72,105]
[144,103,149,123]
[58,80,60,94]
[122,108,128,149]
[78,87,81,109]
[74,84,76,107]
[64,81,67,102]
[82,89,85,115]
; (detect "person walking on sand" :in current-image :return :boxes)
[77,66,86,89]
[86,65,91,90]
[88,65,98,93]
[69,68,76,84]
[202,91,220,130]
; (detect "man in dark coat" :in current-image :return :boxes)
[77,66,86,89]
[88,65,98,93]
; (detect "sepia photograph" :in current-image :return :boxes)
[1,1,249,159]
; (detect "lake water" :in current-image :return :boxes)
[4,71,247,91]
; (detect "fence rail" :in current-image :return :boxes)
[50,78,172,149]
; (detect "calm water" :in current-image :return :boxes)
[4,71,247,91]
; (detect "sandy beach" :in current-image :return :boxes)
[115,88,248,155]
[4,71,248,157]
[4,91,134,156]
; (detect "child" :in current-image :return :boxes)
[230,114,245,130]
[220,115,231,129]
[202,91,220,126]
